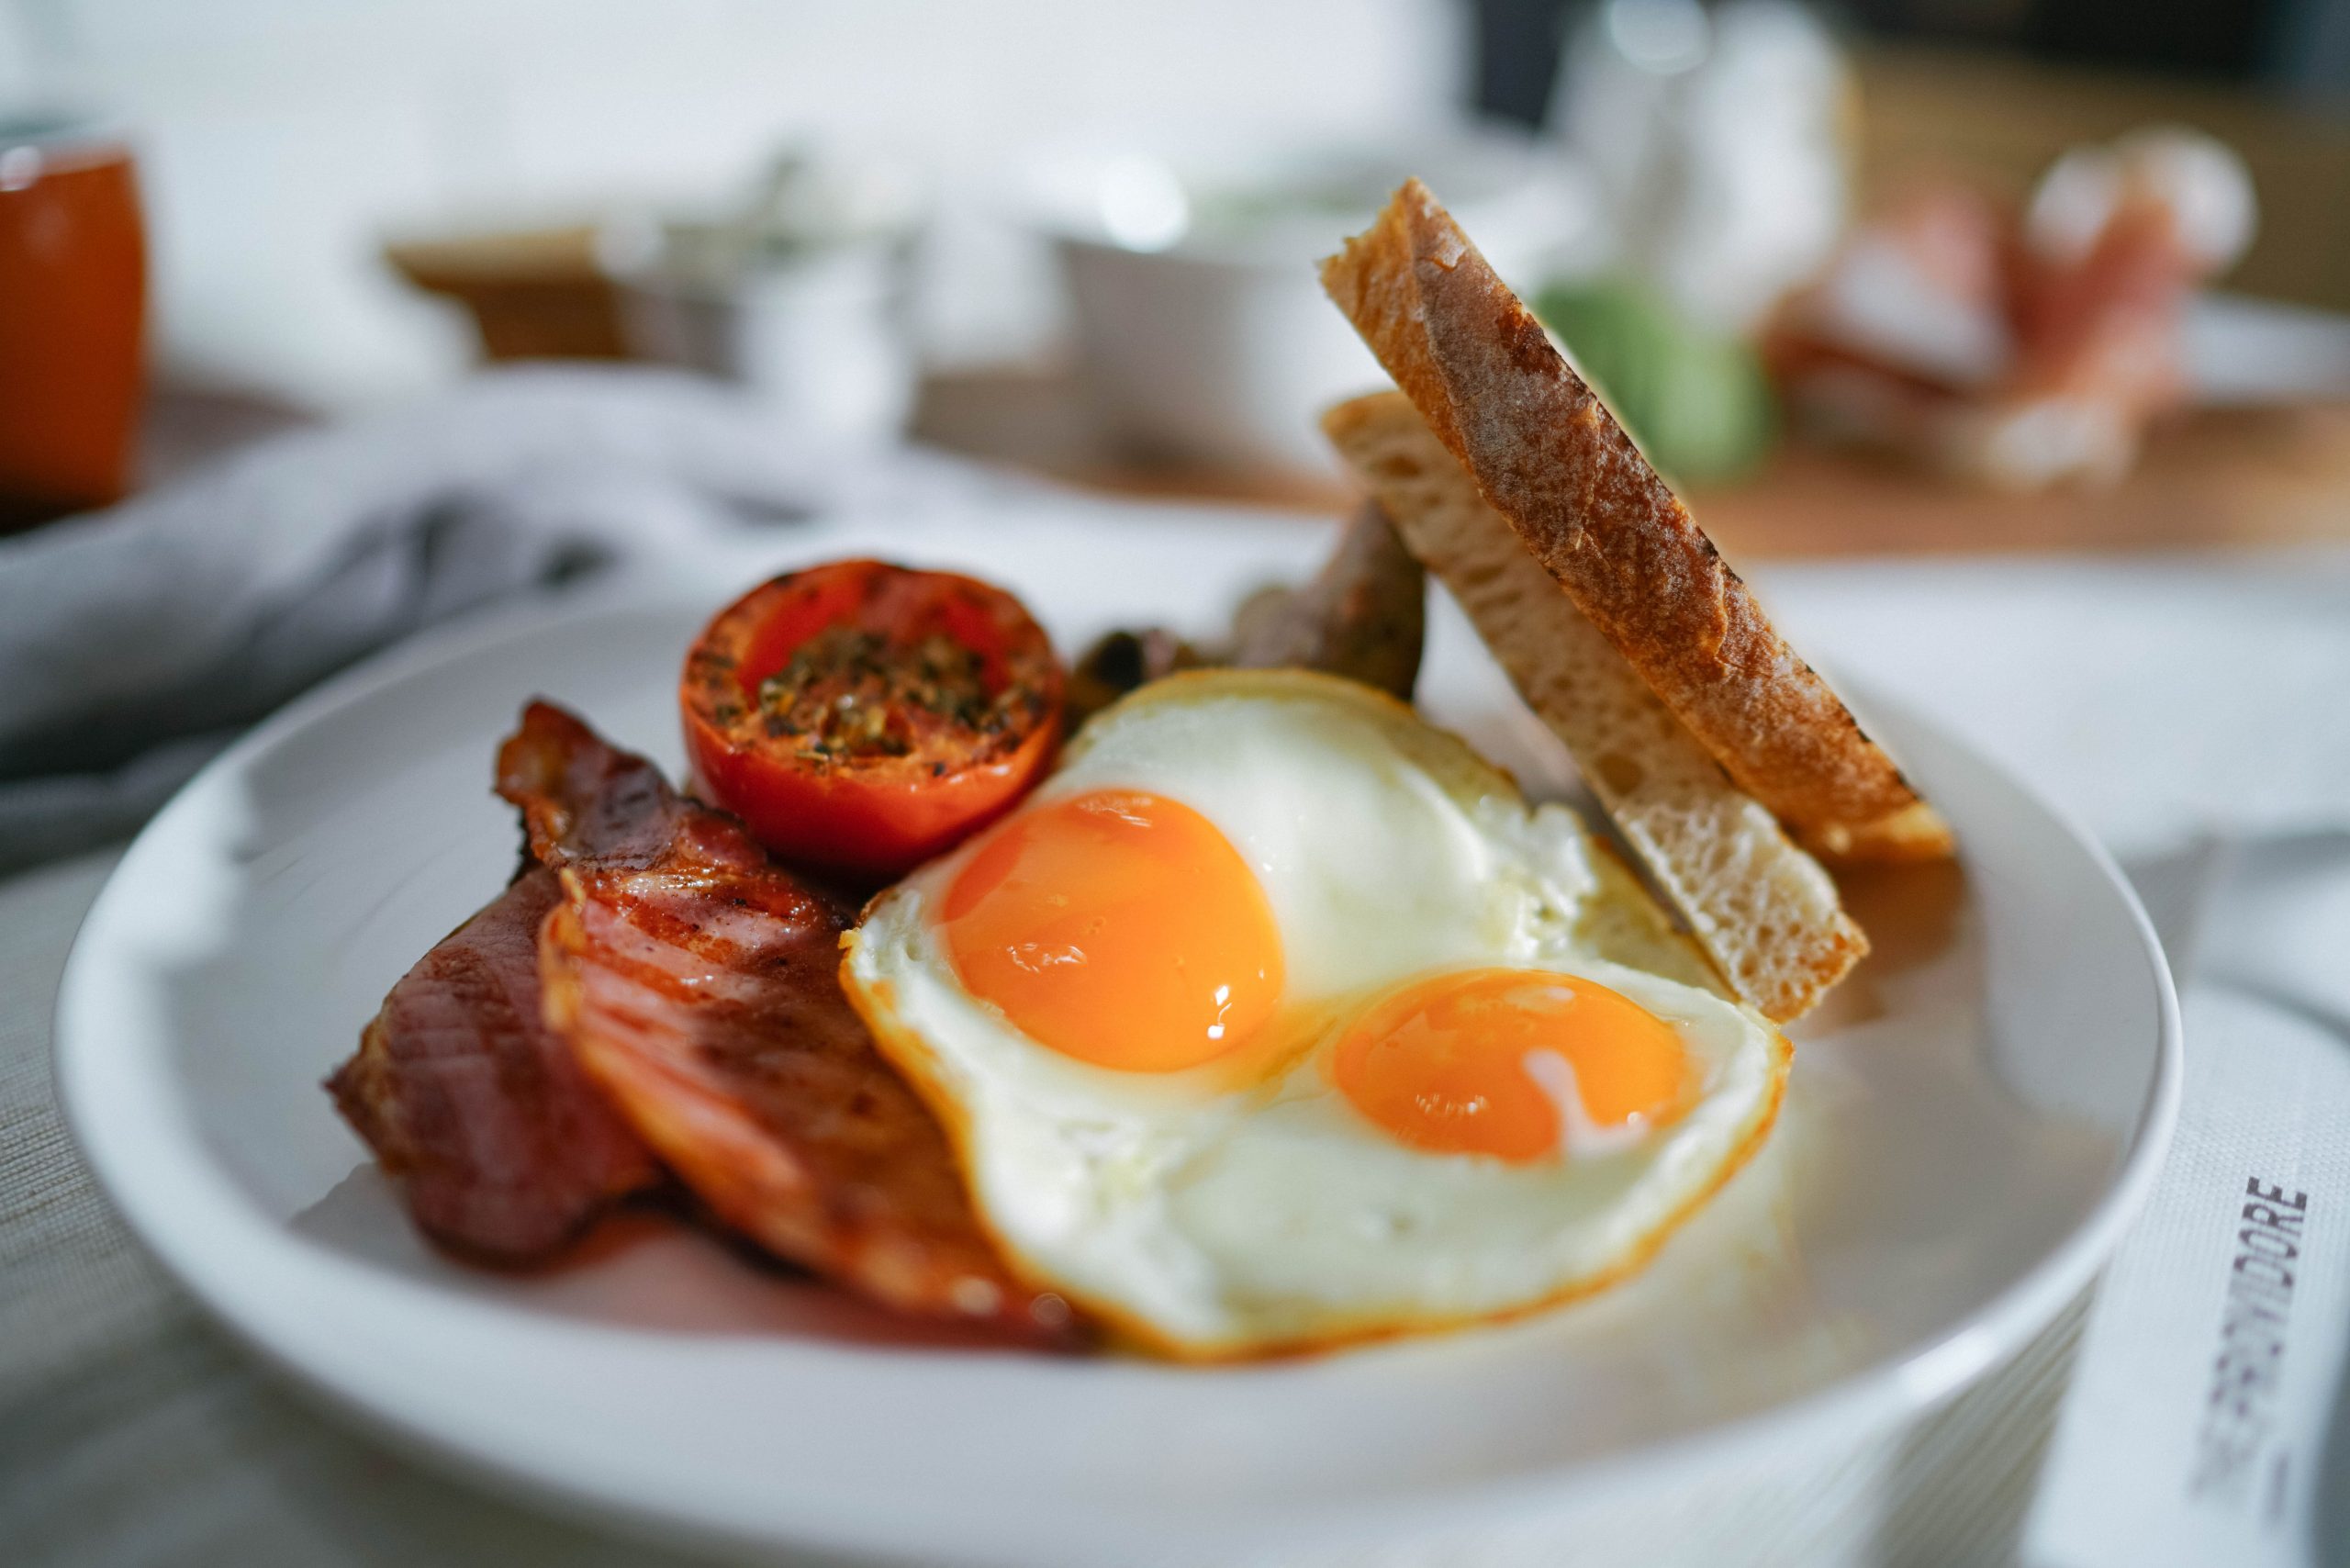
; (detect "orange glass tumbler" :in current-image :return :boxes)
[0,118,147,531]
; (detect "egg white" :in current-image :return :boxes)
[844,669,1791,1357]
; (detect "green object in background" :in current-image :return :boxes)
[1529,278,1777,487]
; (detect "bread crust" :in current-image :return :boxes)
[1321,180,1952,864]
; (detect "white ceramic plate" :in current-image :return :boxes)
[57,513,2178,1567]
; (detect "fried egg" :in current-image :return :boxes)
[842,669,1790,1357]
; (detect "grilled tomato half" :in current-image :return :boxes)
[681,560,1063,879]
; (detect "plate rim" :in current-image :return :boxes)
[51,581,2184,1564]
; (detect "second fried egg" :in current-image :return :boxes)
[842,669,1789,1357]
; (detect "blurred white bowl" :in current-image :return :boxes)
[1035,139,1600,475]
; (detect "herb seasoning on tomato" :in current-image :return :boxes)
[681,560,1063,879]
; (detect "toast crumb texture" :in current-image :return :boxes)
[1325,391,1866,1021]
[1320,179,1953,866]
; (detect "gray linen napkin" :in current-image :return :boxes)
[0,365,990,873]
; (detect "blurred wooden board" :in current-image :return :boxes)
[915,368,2350,556]
[1694,404,2350,557]
[384,226,632,362]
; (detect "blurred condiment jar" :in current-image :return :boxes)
[609,152,923,448]
[1553,0,1851,334]
[0,114,145,530]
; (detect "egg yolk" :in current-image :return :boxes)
[941,790,1284,1072]
[1331,969,1695,1162]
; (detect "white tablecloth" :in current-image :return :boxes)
[9,547,2349,1567]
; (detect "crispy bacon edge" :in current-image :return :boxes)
[508,701,1079,1344]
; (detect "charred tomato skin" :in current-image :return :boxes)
[681,560,1062,879]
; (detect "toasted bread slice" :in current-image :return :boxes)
[1324,392,1863,1020]
[1321,180,1953,865]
